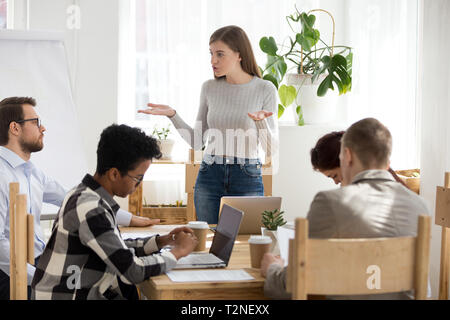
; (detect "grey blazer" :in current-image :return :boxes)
[264,170,430,300]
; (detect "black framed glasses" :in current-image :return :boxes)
[126,174,144,187]
[15,118,42,128]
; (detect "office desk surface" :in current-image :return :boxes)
[120,225,267,300]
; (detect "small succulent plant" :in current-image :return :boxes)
[262,209,287,231]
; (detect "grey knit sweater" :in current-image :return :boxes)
[169,76,279,160]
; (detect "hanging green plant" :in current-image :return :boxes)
[259,6,353,125]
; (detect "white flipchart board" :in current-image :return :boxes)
[0,30,87,210]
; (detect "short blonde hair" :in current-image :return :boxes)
[342,118,392,168]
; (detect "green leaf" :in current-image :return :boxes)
[334,67,351,94]
[312,55,332,83]
[263,74,279,89]
[300,13,316,31]
[296,33,310,51]
[332,75,344,94]
[346,52,353,77]
[259,37,278,56]
[331,54,347,69]
[278,85,297,107]
[296,106,305,126]
[261,208,287,229]
[317,75,333,96]
[265,55,286,81]
[277,58,288,79]
[278,104,285,118]
[304,29,320,48]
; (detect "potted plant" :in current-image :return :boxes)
[142,198,188,224]
[261,209,287,254]
[152,124,175,160]
[259,6,353,125]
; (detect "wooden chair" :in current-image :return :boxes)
[435,172,450,299]
[9,182,35,300]
[287,216,431,300]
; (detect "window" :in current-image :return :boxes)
[129,0,420,169]
[0,0,7,29]
[122,0,421,204]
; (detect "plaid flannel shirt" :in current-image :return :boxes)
[31,174,177,300]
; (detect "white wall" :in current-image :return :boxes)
[26,0,119,175]
[419,0,450,299]
[273,124,346,222]
[23,0,128,208]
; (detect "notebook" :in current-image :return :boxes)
[173,204,244,269]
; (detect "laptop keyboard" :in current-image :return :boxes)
[177,253,224,265]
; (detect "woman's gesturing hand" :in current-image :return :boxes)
[247,110,273,121]
[138,103,176,117]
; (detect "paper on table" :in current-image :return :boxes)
[121,232,158,240]
[121,224,187,240]
[167,269,254,282]
[277,222,295,267]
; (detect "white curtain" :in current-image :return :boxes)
[419,0,450,299]
[343,0,419,170]
[124,0,420,204]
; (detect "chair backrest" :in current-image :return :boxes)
[435,172,450,300]
[287,215,431,300]
[9,182,34,300]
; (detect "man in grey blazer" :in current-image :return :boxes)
[261,118,430,299]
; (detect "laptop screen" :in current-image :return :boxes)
[209,204,243,265]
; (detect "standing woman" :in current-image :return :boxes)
[139,25,278,224]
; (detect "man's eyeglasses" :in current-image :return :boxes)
[126,174,144,186]
[15,118,42,128]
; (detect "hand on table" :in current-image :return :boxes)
[156,226,195,249]
[129,216,160,227]
[170,231,198,260]
[260,253,284,278]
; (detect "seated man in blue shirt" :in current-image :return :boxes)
[0,97,158,300]
[32,124,197,300]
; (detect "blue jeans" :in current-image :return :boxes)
[194,155,264,224]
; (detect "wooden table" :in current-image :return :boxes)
[120,225,267,300]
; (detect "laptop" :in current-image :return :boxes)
[219,196,282,234]
[173,204,244,269]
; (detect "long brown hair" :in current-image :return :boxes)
[209,25,261,79]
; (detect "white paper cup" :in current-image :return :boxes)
[248,236,272,268]
[188,221,209,251]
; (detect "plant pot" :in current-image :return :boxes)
[261,227,280,255]
[286,73,338,125]
[157,139,175,160]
